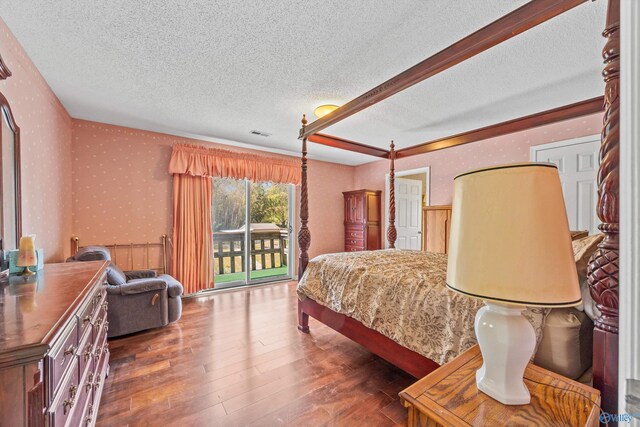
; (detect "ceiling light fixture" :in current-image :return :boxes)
[314,104,339,119]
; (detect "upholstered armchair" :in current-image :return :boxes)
[67,246,183,337]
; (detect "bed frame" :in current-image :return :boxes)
[71,235,169,275]
[296,0,620,415]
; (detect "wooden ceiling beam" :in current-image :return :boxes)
[300,0,588,140]
[308,133,389,158]
[396,96,604,158]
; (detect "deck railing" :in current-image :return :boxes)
[213,230,288,275]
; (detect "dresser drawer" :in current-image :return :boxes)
[68,365,94,427]
[93,302,108,343]
[47,318,79,401]
[345,245,364,252]
[77,330,94,383]
[48,357,80,427]
[94,321,108,368]
[89,282,106,315]
[345,238,364,247]
[77,288,100,341]
[92,344,109,410]
[80,400,96,427]
[345,229,364,239]
[345,224,364,232]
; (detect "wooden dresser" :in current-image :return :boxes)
[343,190,382,252]
[423,205,452,253]
[0,261,110,427]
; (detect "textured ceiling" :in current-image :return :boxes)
[0,1,606,165]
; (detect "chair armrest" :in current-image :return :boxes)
[125,269,158,280]
[158,274,184,298]
[106,278,167,295]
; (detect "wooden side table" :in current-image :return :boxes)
[399,345,601,426]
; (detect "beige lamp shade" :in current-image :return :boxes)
[446,163,581,307]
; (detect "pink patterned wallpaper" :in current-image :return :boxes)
[71,120,356,268]
[353,113,603,206]
[0,19,73,262]
[71,111,601,268]
[71,114,603,268]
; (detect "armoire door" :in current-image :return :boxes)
[345,194,364,224]
[423,206,452,253]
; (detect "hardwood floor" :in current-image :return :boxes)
[97,281,414,426]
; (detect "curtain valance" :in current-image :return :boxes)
[169,144,301,185]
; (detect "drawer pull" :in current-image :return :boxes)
[69,384,78,398]
[94,318,102,328]
[93,375,102,390]
[102,301,109,311]
[86,373,94,392]
[83,314,91,324]
[63,397,75,415]
[95,346,103,359]
[104,321,109,332]
[84,344,94,361]
[85,403,94,424]
[62,344,76,363]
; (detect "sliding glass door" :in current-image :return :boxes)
[212,178,294,289]
[248,182,292,283]
[212,178,247,287]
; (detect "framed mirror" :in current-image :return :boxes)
[0,91,22,255]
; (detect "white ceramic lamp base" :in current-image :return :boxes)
[474,301,536,405]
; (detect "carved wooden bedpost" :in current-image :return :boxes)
[298,114,311,278]
[0,53,12,80]
[588,0,619,416]
[297,114,311,332]
[387,141,397,249]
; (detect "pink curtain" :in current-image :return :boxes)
[170,143,301,293]
[172,174,214,294]
[169,144,301,184]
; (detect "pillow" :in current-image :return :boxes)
[107,263,127,286]
[580,279,601,321]
[572,234,604,281]
[534,307,593,379]
[571,234,604,320]
[570,230,589,241]
[73,246,111,262]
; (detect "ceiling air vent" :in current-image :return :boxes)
[250,130,271,137]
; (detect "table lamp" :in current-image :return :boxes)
[17,235,37,277]
[446,163,581,405]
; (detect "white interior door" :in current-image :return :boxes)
[395,178,422,250]
[532,137,600,234]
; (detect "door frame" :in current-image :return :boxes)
[384,166,431,249]
[529,134,600,161]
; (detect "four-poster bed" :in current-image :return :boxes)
[296,0,620,417]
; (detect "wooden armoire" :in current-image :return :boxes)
[343,190,382,252]
[422,205,452,253]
